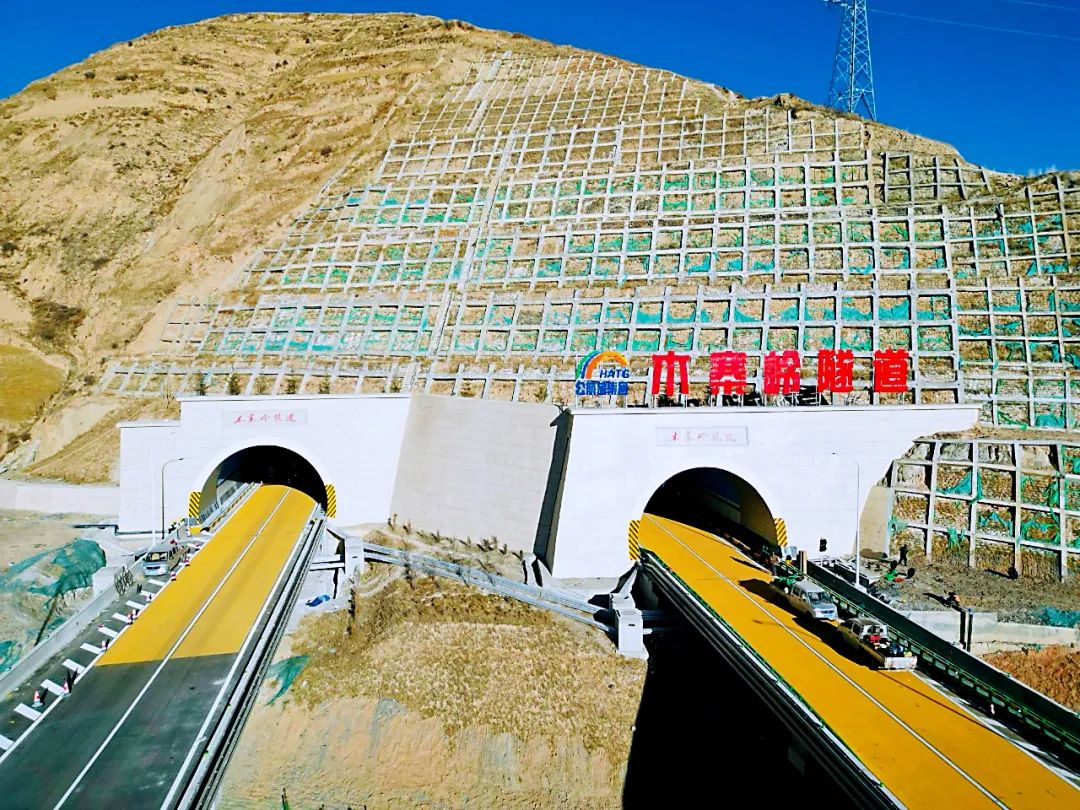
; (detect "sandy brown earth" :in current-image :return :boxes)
[0,508,101,565]
[863,552,1080,623]
[219,574,646,808]
[0,10,1013,476]
[985,646,1080,711]
[0,13,552,459]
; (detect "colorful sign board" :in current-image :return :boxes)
[650,349,910,397]
[575,351,631,396]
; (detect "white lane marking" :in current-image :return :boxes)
[96,627,118,639]
[42,680,65,696]
[79,644,102,656]
[112,613,130,624]
[52,490,290,809]
[147,579,166,587]
[15,705,41,721]
[63,660,86,675]
[647,516,1009,808]
[125,601,144,611]
[161,503,318,807]
[0,734,12,751]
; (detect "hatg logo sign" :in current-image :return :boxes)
[575,351,630,396]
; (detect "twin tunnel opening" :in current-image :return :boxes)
[200,451,778,554]
[200,445,328,515]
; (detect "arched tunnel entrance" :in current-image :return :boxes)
[200,445,327,515]
[644,467,778,550]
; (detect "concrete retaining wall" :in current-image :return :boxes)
[904,610,1080,646]
[0,478,119,516]
[389,394,562,553]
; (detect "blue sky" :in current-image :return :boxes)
[2,0,1078,174]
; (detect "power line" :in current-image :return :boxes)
[871,8,1080,42]
[998,0,1080,12]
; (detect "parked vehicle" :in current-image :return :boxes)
[837,616,918,670]
[771,575,839,621]
[143,538,186,576]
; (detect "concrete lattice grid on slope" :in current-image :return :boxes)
[100,48,1080,574]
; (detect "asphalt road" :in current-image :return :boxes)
[0,485,313,808]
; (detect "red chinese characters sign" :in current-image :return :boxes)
[648,349,909,396]
[224,410,307,427]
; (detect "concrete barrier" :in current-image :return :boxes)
[904,610,1080,647]
[0,478,119,516]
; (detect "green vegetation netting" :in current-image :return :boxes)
[0,539,105,672]
[265,654,310,704]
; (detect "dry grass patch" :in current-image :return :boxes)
[0,344,64,423]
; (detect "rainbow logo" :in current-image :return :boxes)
[576,351,630,380]
[575,351,630,397]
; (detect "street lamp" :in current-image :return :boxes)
[160,456,186,542]
[832,452,863,591]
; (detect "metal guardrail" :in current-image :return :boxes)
[194,482,256,533]
[809,560,1080,760]
[641,551,898,809]
[0,555,140,701]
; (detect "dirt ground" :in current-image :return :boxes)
[219,571,646,809]
[0,508,101,566]
[984,646,1080,711]
[860,553,1080,624]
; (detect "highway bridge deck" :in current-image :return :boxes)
[641,514,1078,809]
[0,485,314,808]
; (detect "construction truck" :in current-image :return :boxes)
[837,616,918,670]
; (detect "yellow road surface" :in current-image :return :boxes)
[641,515,1078,810]
[101,486,314,666]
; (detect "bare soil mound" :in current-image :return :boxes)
[984,646,1080,711]
[219,574,646,808]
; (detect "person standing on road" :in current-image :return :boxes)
[898,544,909,567]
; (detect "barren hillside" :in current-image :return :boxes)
[0,11,993,475]
[0,13,564,461]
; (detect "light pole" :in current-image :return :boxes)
[160,456,186,542]
[832,452,863,590]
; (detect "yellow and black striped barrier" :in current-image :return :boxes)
[188,491,201,520]
[774,516,788,547]
[325,483,337,518]
[629,518,641,561]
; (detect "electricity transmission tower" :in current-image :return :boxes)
[825,0,877,120]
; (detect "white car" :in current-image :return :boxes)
[773,577,839,621]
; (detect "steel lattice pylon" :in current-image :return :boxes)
[826,0,877,121]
